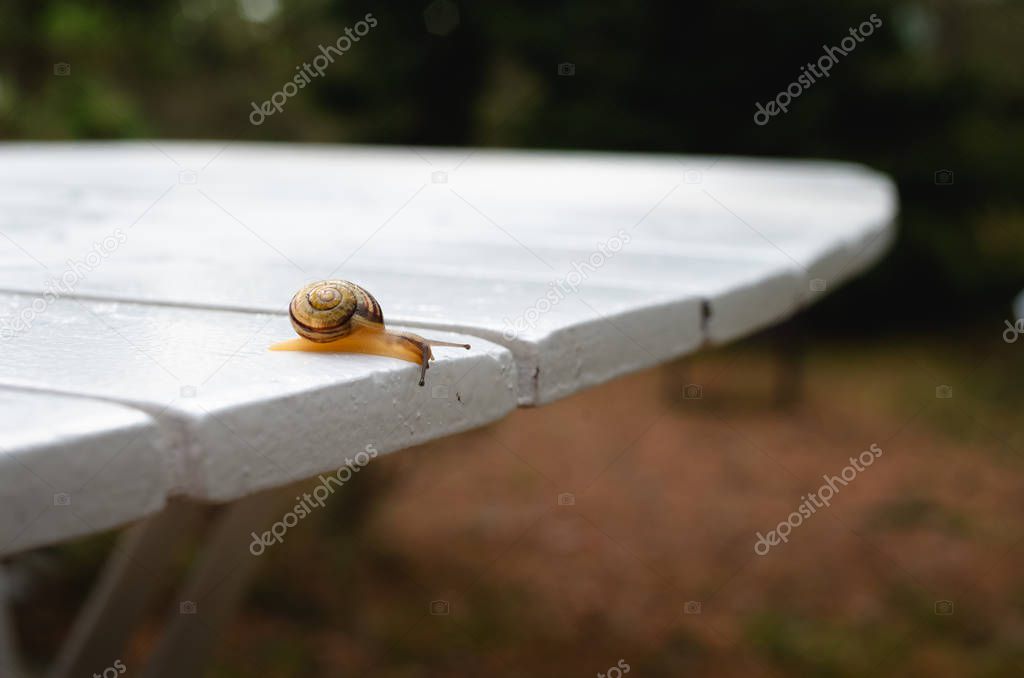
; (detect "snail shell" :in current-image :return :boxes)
[289,280,384,342]
[284,280,470,386]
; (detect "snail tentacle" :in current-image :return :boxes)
[389,330,471,386]
[425,338,472,349]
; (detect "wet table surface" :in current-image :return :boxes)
[0,142,897,555]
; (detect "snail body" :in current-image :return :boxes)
[271,280,469,386]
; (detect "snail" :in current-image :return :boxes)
[269,280,469,386]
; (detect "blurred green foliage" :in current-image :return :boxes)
[1,0,1021,328]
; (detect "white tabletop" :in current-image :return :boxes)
[0,389,168,555]
[0,142,897,554]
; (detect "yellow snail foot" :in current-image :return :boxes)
[272,326,469,386]
[269,332,422,365]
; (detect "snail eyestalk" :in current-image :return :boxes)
[425,339,472,349]
[391,331,471,386]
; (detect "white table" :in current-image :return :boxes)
[0,142,897,675]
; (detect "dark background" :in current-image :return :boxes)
[5,2,1024,676]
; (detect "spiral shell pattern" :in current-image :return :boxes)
[289,280,384,342]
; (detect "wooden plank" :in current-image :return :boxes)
[0,389,168,556]
[0,143,896,402]
[0,293,516,502]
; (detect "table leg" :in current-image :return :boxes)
[140,488,288,678]
[48,500,205,678]
[0,567,26,678]
[773,318,807,408]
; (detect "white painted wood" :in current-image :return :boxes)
[0,253,706,403]
[0,143,894,283]
[0,142,897,551]
[0,142,896,403]
[0,232,796,338]
[0,293,516,503]
[0,389,168,556]
[0,142,898,614]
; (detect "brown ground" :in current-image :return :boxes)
[14,328,1024,677]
